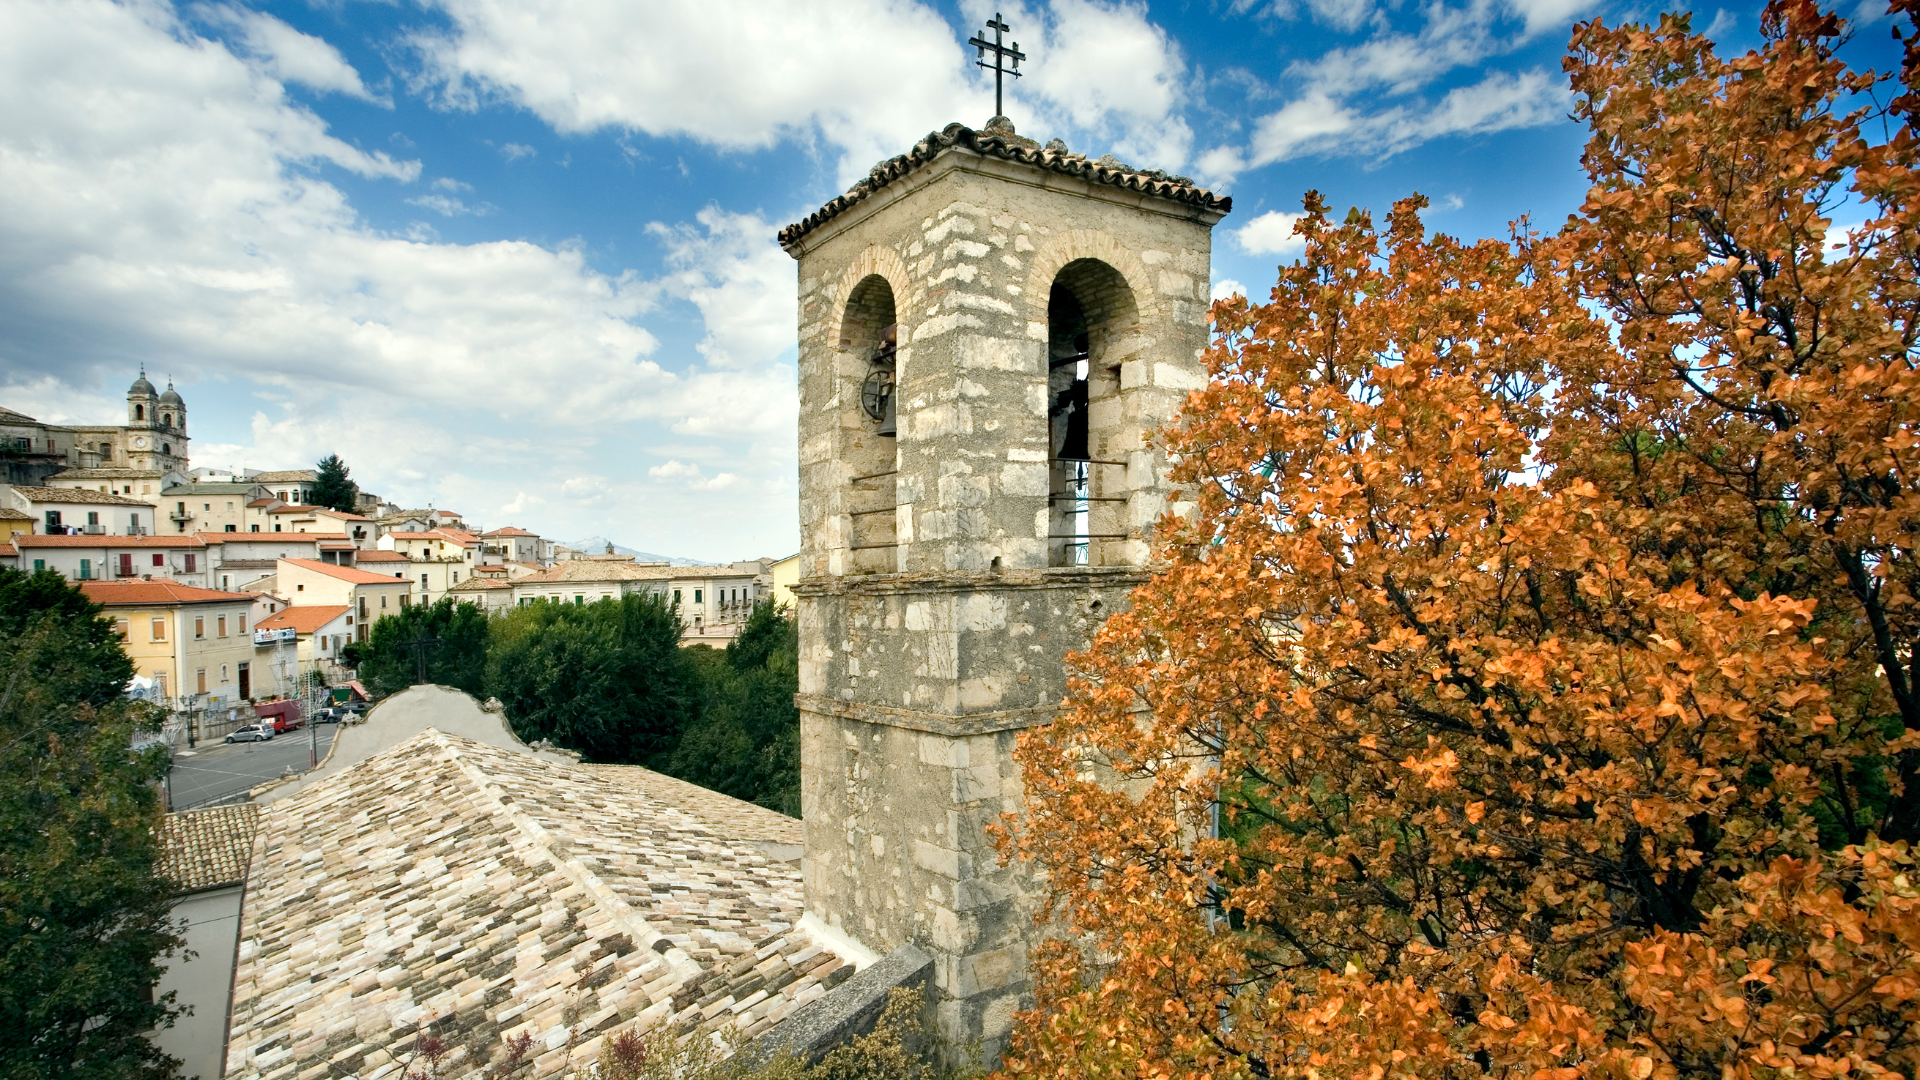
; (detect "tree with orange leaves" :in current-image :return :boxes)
[1002,4,1920,1079]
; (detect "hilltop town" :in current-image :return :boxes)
[0,372,797,745]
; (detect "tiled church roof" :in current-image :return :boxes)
[225,730,849,1080]
[778,120,1232,249]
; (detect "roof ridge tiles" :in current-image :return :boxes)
[778,120,1231,249]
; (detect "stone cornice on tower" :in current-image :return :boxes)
[778,121,1232,254]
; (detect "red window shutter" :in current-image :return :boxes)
[118,554,133,577]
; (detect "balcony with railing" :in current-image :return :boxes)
[253,627,296,646]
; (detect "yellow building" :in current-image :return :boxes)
[767,552,800,611]
[275,558,413,641]
[0,507,31,543]
[81,580,258,706]
[381,528,479,605]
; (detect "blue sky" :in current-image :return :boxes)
[0,0,1901,559]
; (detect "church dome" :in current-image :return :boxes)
[159,382,183,406]
[129,371,156,396]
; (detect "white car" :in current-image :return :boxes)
[225,724,275,743]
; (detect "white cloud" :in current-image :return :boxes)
[998,0,1195,168]
[405,193,492,216]
[0,0,800,555]
[1202,0,1581,181]
[410,0,981,187]
[1210,278,1246,301]
[648,207,795,372]
[1235,210,1307,256]
[431,176,472,192]
[410,0,1198,184]
[649,459,740,490]
[198,3,384,103]
[498,141,536,162]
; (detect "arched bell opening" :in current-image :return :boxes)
[1047,259,1139,567]
[840,274,900,573]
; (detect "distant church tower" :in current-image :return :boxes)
[781,116,1228,1059]
[122,368,189,472]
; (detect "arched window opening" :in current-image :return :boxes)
[1047,259,1138,567]
[162,413,171,428]
[161,443,172,455]
[841,274,899,572]
[135,404,144,420]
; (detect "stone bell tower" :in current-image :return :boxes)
[780,119,1229,1059]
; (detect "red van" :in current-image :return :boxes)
[253,699,304,733]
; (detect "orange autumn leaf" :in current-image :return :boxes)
[997,3,1920,1078]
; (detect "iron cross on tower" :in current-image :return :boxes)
[968,13,1026,120]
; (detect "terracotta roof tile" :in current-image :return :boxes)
[21,534,207,549]
[448,577,510,591]
[226,732,846,1079]
[353,549,409,563]
[254,605,350,634]
[157,805,260,893]
[80,580,254,605]
[516,561,675,585]
[779,121,1232,249]
[250,470,317,483]
[482,526,539,538]
[7,485,153,505]
[278,557,413,585]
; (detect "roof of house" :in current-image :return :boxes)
[0,543,16,557]
[429,528,480,545]
[20,534,207,549]
[353,549,409,564]
[246,498,278,508]
[7,485,153,505]
[254,605,351,634]
[483,526,539,538]
[278,558,413,585]
[163,481,265,495]
[0,507,29,520]
[448,577,510,591]
[0,407,39,424]
[226,731,845,1079]
[79,580,252,606]
[312,508,371,522]
[251,470,317,483]
[47,467,167,481]
[515,560,676,585]
[778,120,1232,249]
[266,504,322,515]
[156,804,260,893]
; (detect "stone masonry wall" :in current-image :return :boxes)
[786,136,1222,1065]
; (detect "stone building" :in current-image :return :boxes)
[780,119,1227,1060]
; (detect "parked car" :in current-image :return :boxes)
[226,724,275,743]
[343,702,369,715]
[313,707,346,724]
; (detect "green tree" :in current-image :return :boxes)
[0,569,183,1080]
[358,598,489,699]
[667,600,801,815]
[310,454,358,513]
[486,593,693,764]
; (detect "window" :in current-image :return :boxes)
[87,511,99,526]
[421,574,429,588]
[217,616,227,637]
[238,615,246,634]
[220,575,229,588]
[152,554,163,567]
[296,584,304,591]
[31,560,43,571]
[130,513,141,531]
[574,594,584,605]
[135,404,143,420]
[78,559,91,580]
[226,501,233,510]
[150,617,166,642]
[694,589,702,603]
[114,618,129,641]
[202,503,209,511]
[183,554,195,573]
[225,524,235,532]
[674,589,681,603]
[119,554,133,577]
[380,595,388,608]
[220,664,228,681]
[44,511,60,531]
[153,671,165,698]
[273,523,281,532]
[249,524,259,532]
[196,669,206,694]
[194,617,204,639]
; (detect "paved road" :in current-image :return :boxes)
[167,725,339,810]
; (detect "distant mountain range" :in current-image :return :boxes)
[558,536,715,566]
